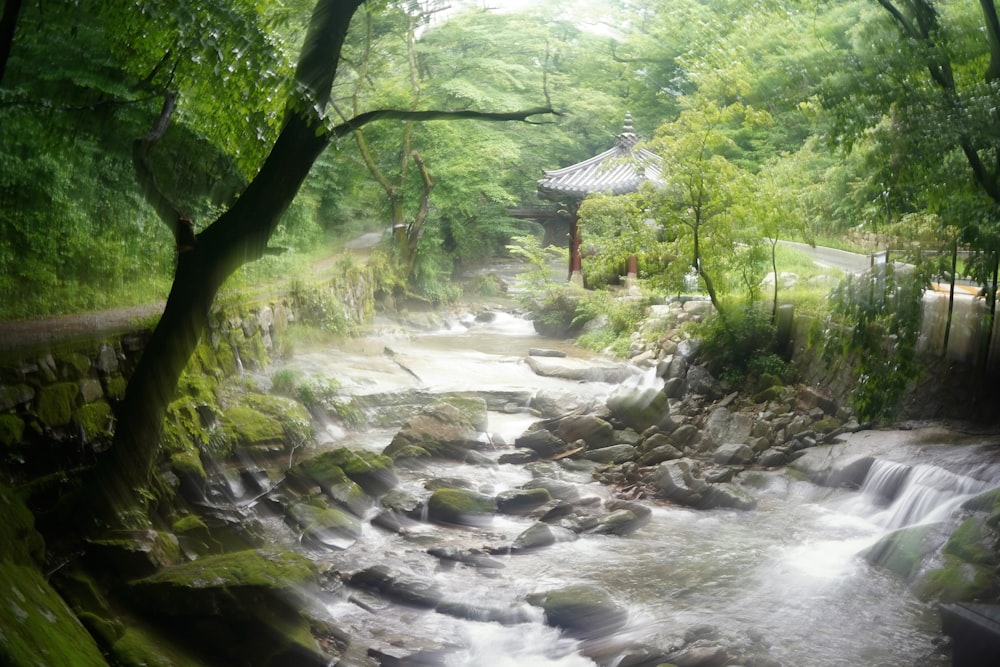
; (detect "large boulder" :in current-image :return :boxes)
[128,550,325,666]
[526,356,638,384]
[383,400,483,462]
[514,429,571,459]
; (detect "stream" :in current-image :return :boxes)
[236,307,1000,667]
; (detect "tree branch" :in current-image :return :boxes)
[131,91,195,251]
[331,106,556,138]
[408,150,434,260]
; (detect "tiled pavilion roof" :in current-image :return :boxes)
[537,113,662,200]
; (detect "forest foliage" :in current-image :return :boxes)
[2,0,1000,323]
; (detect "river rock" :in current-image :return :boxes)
[129,550,325,666]
[382,400,483,462]
[526,355,638,383]
[757,448,787,467]
[529,348,566,358]
[638,443,684,465]
[498,448,538,464]
[789,447,874,488]
[702,483,757,511]
[669,423,701,449]
[288,454,371,516]
[530,388,602,419]
[522,477,581,502]
[701,407,752,450]
[607,384,670,431]
[496,487,552,514]
[511,521,557,552]
[557,414,615,449]
[713,443,754,465]
[287,500,362,550]
[515,428,570,458]
[664,644,729,667]
[686,365,722,399]
[426,487,495,526]
[526,584,628,639]
[649,459,709,506]
[583,444,638,464]
[349,564,443,609]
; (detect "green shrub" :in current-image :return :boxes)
[696,304,785,385]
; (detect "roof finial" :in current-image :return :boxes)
[623,112,634,135]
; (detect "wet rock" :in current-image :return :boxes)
[427,547,506,570]
[557,414,615,449]
[583,444,637,464]
[289,454,371,516]
[528,348,566,358]
[129,550,325,666]
[515,429,570,458]
[686,365,722,399]
[713,443,754,465]
[436,599,535,625]
[669,423,701,449]
[349,565,443,609]
[594,500,652,536]
[665,644,729,667]
[426,487,495,527]
[511,522,557,552]
[530,389,603,419]
[789,449,874,488]
[757,448,787,467]
[863,523,941,578]
[287,500,362,550]
[383,400,483,462]
[607,384,671,431]
[526,355,638,384]
[638,443,684,466]
[702,483,757,511]
[526,584,628,639]
[496,487,552,514]
[498,448,538,464]
[649,459,710,506]
[701,407,752,450]
[522,477,581,502]
[795,385,838,415]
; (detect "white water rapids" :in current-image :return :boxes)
[245,308,999,666]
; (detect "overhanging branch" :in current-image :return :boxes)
[330,106,558,138]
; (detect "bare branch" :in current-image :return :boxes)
[331,106,557,138]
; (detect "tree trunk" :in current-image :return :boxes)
[943,239,957,355]
[0,0,22,84]
[93,0,365,526]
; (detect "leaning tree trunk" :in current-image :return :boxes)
[93,0,364,527]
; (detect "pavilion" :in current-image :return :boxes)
[536,113,662,284]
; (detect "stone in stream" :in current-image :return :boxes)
[556,414,616,449]
[496,487,553,514]
[286,500,362,550]
[425,487,496,527]
[348,564,443,609]
[382,400,484,463]
[582,443,638,464]
[528,348,567,358]
[526,584,628,639]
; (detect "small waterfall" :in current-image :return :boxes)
[860,460,993,530]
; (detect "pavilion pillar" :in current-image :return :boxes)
[569,215,583,286]
[625,254,639,294]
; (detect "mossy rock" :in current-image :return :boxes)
[526,584,628,639]
[312,447,398,497]
[426,487,495,527]
[290,455,371,516]
[943,516,998,566]
[0,563,107,667]
[383,401,482,462]
[129,549,324,666]
[0,413,25,447]
[102,374,128,401]
[862,523,940,578]
[963,486,1000,514]
[0,483,44,564]
[36,381,80,427]
[496,487,553,515]
[214,338,239,376]
[88,530,181,579]
[0,383,34,412]
[224,405,286,452]
[240,330,271,370]
[110,617,213,667]
[440,395,489,432]
[812,416,842,434]
[56,352,92,379]
[72,401,113,442]
[915,555,997,603]
[287,500,362,549]
[243,393,312,446]
[176,372,219,404]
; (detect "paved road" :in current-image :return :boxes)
[778,240,873,275]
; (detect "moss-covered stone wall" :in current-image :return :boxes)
[0,301,294,476]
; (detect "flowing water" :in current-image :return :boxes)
[245,308,1000,666]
